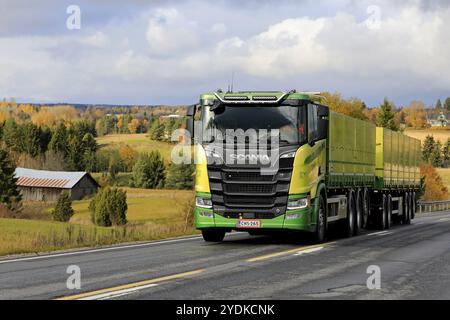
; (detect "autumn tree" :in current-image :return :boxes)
[119,145,138,172]
[321,92,368,120]
[403,101,427,129]
[421,163,448,201]
[127,118,141,134]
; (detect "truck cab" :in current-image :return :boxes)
[186,90,329,242]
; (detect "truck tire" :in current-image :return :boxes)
[362,188,370,229]
[202,230,225,242]
[378,194,387,230]
[313,193,327,243]
[403,192,411,225]
[411,192,416,220]
[344,190,355,237]
[354,189,363,236]
[386,194,392,229]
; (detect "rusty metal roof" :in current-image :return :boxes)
[14,168,91,189]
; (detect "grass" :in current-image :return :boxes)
[0,188,196,257]
[404,129,450,143]
[436,168,450,191]
[96,133,174,162]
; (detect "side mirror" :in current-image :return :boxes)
[185,104,197,141]
[317,105,329,140]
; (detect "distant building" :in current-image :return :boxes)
[161,114,182,119]
[14,168,99,201]
[427,112,449,127]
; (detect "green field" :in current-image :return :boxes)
[96,133,174,163]
[0,188,196,257]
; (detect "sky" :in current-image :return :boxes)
[0,0,449,107]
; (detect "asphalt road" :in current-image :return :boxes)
[1,210,449,300]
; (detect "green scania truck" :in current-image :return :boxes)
[185,90,421,242]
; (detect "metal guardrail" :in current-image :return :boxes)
[418,200,450,214]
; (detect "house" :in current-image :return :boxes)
[427,112,449,127]
[14,168,99,201]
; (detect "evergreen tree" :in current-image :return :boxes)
[442,138,450,167]
[52,191,74,222]
[49,123,68,156]
[131,151,166,188]
[377,98,399,131]
[445,97,450,111]
[435,99,442,110]
[0,148,22,208]
[165,162,194,189]
[20,122,41,157]
[89,187,127,226]
[422,135,435,162]
[431,141,443,167]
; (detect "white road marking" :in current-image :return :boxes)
[79,283,159,300]
[294,246,324,256]
[0,232,246,265]
[438,218,450,222]
[367,230,393,236]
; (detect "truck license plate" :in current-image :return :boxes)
[236,219,261,228]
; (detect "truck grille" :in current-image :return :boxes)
[207,158,294,219]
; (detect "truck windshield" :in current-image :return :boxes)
[202,104,305,145]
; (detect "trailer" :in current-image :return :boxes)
[186,90,421,242]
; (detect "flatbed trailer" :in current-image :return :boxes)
[186,90,421,242]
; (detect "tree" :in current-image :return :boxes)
[52,191,74,222]
[403,101,427,129]
[0,148,22,208]
[49,122,68,156]
[377,98,399,131]
[119,145,138,172]
[89,187,127,226]
[127,118,141,134]
[20,122,41,157]
[443,138,450,167]
[435,99,442,110]
[321,92,368,120]
[422,135,435,162]
[131,151,165,188]
[445,97,450,111]
[421,163,448,201]
[149,119,165,141]
[430,141,443,167]
[165,163,194,189]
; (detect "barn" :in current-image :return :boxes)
[14,168,99,201]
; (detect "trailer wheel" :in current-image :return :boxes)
[354,189,363,236]
[202,230,225,242]
[378,194,387,230]
[362,188,370,229]
[403,192,411,225]
[411,192,416,220]
[313,193,327,243]
[386,194,392,229]
[344,190,355,237]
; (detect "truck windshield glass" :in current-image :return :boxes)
[202,105,305,145]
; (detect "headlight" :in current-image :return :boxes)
[280,151,296,159]
[287,198,309,210]
[196,197,213,209]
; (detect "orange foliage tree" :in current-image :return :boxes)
[420,163,449,200]
[321,92,368,120]
[403,101,427,129]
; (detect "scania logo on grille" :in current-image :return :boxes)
[229,154,271,163]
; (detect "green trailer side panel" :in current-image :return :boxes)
[327,112,376,188]
[375,127,421,190]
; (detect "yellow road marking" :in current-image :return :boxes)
[55,269,204,300]
[246,242,335,262]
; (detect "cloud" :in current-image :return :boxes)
[0,0,449,106]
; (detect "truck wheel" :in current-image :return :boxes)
[403,192,411,225]
[378,194,387,230]
[411,192,416,220]
[354,189,363,236]
[344,190,355,237]
[362,188,370,229]
[202,230,225,242]
[313,193,327,243]
[386,194,392,229]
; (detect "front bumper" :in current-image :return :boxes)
[194,206,313,232]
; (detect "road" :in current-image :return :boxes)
[0,210,449,300]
